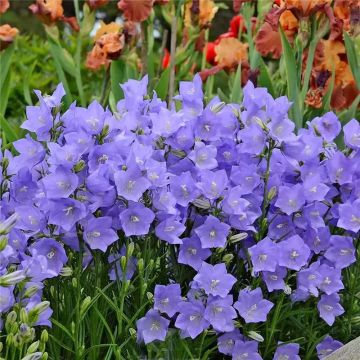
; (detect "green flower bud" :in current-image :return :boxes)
[267,186,277,201]
[80,296,92,319]
[28,302,50,325]
[42,352,48,360]
[127,242,134,257]
[247,331,264,342]
[146,292,153,301]
[10,322,19,335]
[129,328,137,338]
[6,311,17,326]
[1,157,9,171]
[24,285,39,299]
[210,102,225,113]
[20,308,29,324]
[120,256,127,272]
[0,270,26,286]
[0,236,8,251]
[26,340,40,354]
[72,277,77,288]
[6,333,13,347]
[73,160,86,173]
[229,232,248,243]
[40,330,48,344]
[222,254,234,264]
[137,259,144,273]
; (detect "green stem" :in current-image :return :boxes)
[201,29,209,71]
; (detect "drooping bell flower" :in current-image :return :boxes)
[29,0,79,31]
[0,24,19,51]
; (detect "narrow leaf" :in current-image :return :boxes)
[343,32,360,89]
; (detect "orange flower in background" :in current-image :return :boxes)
[86,22,125,71]
[285,0,332,18]
[161,48,170,69]
[306,39,360,110]
[86,0,109,9]
[214,37,248,68]
[0,24,19,51]
[185,0,218,28]
[29,0,79,31]
[117,0,154,22]
[0,0,9,14]
[255,10,297,59]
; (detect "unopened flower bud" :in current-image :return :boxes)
[222,254,234,264]
[120,256,127,272]
[192,198,211,209]
[267,186,277,201]
[0,213,18,235]
[284,284,292,295]
[73,160,86,173]
[170,149,186,158]
[247,331,264,342]
[72,277,77,288]
[19,323,31,338]
[80,296,92,319]
[28,301,50,324]
[26,340,40,354]
[60,267,73,277]
[210,101,225,113]
[6,311,17,326]
[21,352,43,360]
[71,322,75,335]
[142,283,147,293]
[0,341,3,352]
[20,308,29,324]
[1,157,9,170]
[229,232,248,243]
[10,322,19,335]
[0,270,26,286]
[24,285,39,299]
[146,292,153,301]
[40,330,48,344]
[129,328,137,338]
[42,352,49,360]
[0,235,8,250]
[127,242,134,257]
[6,333,13,347]
[137,259,144,272]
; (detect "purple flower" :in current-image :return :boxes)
[297,261,321,297]
[262,266,287,292]
[154,284,182,317]
[316,336,343,359]
[48,198,87,231]
[343,118,360,149]
[275,184,305,215]
[170,171,200,207]
[277,235,311,271]
[249,237,278,273]
[194,262,236,298]
[0,286,15,312]
[188,142,218,170]
[273,343,300,360]
[326,152,353,185]
[204,295,236,332]
[119,202,155,236]
[31,238,67,276]
[197,169,228,200]
[155,216,185,245]
[218,330,244,355]
[231,340,262,360]
[178,236,211,270]
[317,264,344,295]
[114,165,151,202]
[222,188,251,215]
[150,107,184,136]
[175,300,209,339]
[136,309,169,344]
[324,235,356,269]
[337,199,360,233]
[312,112,341,142]
[195,215,230,249]
[317,293,344,325]
[83,216,118,251]
[234,288,274,323]
[42,167,78,199]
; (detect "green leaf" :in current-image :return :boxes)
[0,114,20,143]
[322,64,336,112]
[80,4,96,38]
[0,43,15,91]
[0,71,12,118]
[258,57,275,97]
[230,63,242,104]
[22,61,37,106]
[339,94,360,124]
[279,26,302,129]
[343,32,360,89]
[110,59,126,103]
[154,68,170,100]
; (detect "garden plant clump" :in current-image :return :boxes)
[0,75,359,359]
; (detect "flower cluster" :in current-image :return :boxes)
[1,75,359,358]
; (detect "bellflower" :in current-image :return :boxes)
[231,340,262,360]
[234,288,274,323]
[178,236,211,270]
[248,237,278,273]
[154,284,182,317]
[316,336,343,359]
[324,235,356,269]
[195,215,230,249]
[273,343,300,360]
[317,293,344,326]
[194,262,236,298]
[136,309,169,344]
